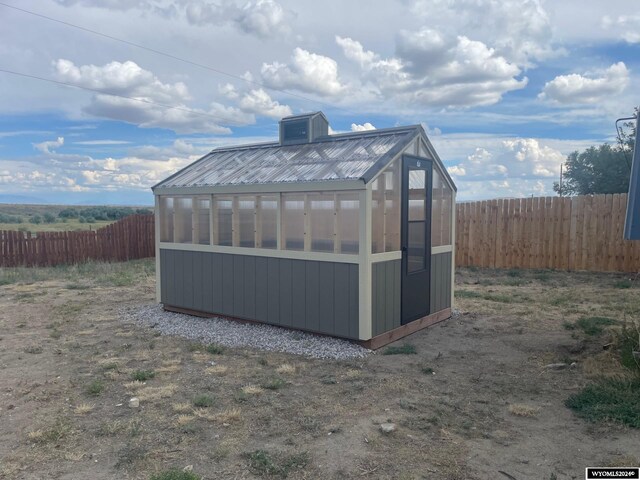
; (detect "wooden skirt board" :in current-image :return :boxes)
[360,308,452,350]
[163,304,452,350]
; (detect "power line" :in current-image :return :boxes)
[0,68,254,125]
[0,2,348,114]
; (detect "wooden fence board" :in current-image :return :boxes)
[455,193,640,273]
[0,214,154,268]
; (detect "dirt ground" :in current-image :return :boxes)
[0,261,639,480]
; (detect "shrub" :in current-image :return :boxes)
[574,317,617,336]
[193,394,214,408]
[565,379,640,428]
[205,344,224,355]
[86,380,105,396]
[131,370,155,381]
[30,215,42,224]
[43,212,56,223]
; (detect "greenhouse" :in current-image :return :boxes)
[152,111,456,348]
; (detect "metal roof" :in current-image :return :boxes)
[153,126,419,190]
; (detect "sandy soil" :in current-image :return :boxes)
[0,261,638,479]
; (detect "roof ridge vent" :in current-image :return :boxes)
[279,111,329,145]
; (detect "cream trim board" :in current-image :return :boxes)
[154,179,365,196]
[432,245,453,255]
[159,242,360,264]
[155,195,161,303]
[450,190,456,309]
[371,251,402,263]
[358,187,373,340]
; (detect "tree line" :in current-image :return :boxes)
[0,206,152,225]
[555,108,637,196]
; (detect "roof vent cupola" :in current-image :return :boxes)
[279,111,329,145]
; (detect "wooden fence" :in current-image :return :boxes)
[0,214,155,267]
[455,193,640,272]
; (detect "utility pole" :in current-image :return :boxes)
[559,163,563,197]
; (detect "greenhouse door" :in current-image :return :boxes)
[401,155,432,324]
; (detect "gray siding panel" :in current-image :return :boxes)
[371,259,401,336]
[430,252,452,314]
[160,249,359,339]
[255,257,269,322]
[318,263,334,335]
[291,260,306,329]
[305,261,320,332]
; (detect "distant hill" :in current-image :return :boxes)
[0,194,48,204]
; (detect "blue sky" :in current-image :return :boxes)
[0,0,638,204]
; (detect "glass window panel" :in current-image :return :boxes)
[432,170,443,247]
[282,194,305,251]
[159,196,174,242]
[337,192,359,254]
[409,169,426,221]
[370,158,401,253]
[431,169,453,247]
[309,193,335,253]
[215,197,233,246]
[238,196,256,248]
[371,177,384,254]
[408,221,426,272]
[257,195,277,249]
[194,196,210,245]
[174,196,193,244]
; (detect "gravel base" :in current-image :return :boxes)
[120,304,371,360]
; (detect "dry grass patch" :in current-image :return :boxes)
[63,450,86,461]
[242,385,264,395]
[172,402,193,413]
[155,364,181,374]
[205,365,228,375]
[27,429,45,442]
[508,404,541,417]
[583,352,630,379]
[192,353,210,363]
[216,408,243,424]
[276,363,296,375]
[345,368,361,378]
[136,384,178,401]
[123,380,146,391]
[176,414,195,426]
[74,403,94,415]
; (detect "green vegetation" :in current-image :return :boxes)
[86,380,105,396]
[131,370,156,381]
[193,394,215,408]
[205,344,224,355]
[383,344,417,355]
[567,317,618,336]
[150,469,202,480]
[565,379,640,428]
[614,279,633,289]
[0,258,154,286]
[246,450,310,478]
[261,378,286,390]
[0,204,152,232]
[618,325,640,372]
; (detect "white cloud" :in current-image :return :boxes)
[53,59,245,134]
[34,136,64,154]
[235,0,290,37]
[351,122,376,132]
[238,88,292,118]
[184,0,291,37]
[261,48,346,96]
[409,0,561,65]
[336,34,527,107]
[539,62,630,104]
[602,14,640,43]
